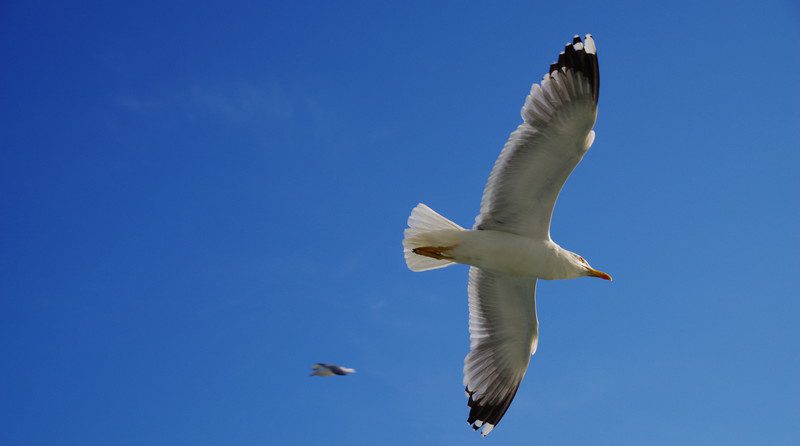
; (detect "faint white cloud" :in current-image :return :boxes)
[366,296,388,321]
[115,96,164,112]
[115,80,295,124]
[188,82,294,123]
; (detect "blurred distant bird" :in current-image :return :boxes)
[402,34,610,436]
[310,363,356,377]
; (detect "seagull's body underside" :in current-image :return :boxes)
[402,34,611,436]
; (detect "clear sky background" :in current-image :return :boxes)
[2,1,799,445]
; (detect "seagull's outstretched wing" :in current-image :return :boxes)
[474,34,600,239]
[464,268,538,436]
[464,35,600,436]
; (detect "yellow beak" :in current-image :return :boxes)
[587,268,612,281]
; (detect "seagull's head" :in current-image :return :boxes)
[571,253,612,281]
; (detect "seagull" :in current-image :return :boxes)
[402,34,610,436]
[310,363,356,377]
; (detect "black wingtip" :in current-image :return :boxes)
[546,34,600,103]
[465,384,522,436]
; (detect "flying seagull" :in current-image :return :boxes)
[310,363,356,377]
[402,34,610,437]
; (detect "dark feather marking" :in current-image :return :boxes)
[546,35,600,103]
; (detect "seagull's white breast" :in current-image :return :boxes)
[450,230,576,279]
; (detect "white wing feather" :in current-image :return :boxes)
[464,268,538,435]
[474,58,598,239]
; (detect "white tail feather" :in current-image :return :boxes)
[403,203,465,272]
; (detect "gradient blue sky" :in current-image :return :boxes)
[2,1,799,445]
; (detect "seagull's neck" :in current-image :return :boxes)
[543,242,586,280]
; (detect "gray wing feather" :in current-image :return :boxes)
[464,267,538,435]
[475,40,599,239]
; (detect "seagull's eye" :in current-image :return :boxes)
[578,256,587,265]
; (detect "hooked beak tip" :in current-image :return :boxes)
[588,268,612,281]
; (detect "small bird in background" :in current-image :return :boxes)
[403,34,610,436]
[310,363,356,377]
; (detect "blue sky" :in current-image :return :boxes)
[2,1,799,444]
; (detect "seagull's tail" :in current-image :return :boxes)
[403,203,465,272]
